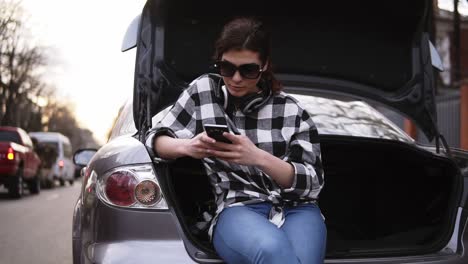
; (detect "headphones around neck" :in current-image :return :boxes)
[212,74,272,115]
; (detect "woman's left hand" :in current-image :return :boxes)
[206,132,264,166]
[208,132,295,188]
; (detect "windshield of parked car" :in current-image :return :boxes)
[109,98,137,140]
[38,142,58,153]
[35,141,58,168]
[0,131,21,144]
[290,94,413,142]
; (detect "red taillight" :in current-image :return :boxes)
[58,160,64,167]
[105,171,137,206]
[135,180,161,206]
[7,147,14,160]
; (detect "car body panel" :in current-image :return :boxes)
[75,182,183,263]
[0,142,22,176]
[89,240,195,264]
[86,135,151,176]
[0,126,41,181]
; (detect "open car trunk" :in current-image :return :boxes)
[165,136,460,259]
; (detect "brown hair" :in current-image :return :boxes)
[213,17,282,93]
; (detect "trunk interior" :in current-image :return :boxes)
[165,136,460,258]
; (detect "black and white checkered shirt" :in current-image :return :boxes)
[146,74,324,239]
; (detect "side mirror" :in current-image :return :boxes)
[73,149,97,166]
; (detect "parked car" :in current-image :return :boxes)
[0,126,41,198]
[72,0,468,263]
[29,132,74,187]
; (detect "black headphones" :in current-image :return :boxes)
[210,74,272,115]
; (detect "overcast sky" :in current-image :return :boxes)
[439,0,468,13]
[19,0,468,145]
[21,0,146,145]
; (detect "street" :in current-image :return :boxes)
[1,178,468,264]
[0,180,81,264]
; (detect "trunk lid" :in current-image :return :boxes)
[131,0,442,142]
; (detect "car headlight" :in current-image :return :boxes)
[96,164,168,209]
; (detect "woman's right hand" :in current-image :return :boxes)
[183,132,217,159]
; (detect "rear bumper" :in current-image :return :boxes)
[85,240,195,264]
[0,164,18,177]
[76,198,189,263]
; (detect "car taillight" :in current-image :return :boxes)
[7,147,14,160]
[105,171,137,206]
[135,180,161,205]
[97,164,168,209]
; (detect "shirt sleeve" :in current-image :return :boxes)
[145,83,200,159]
[280,107,324,200]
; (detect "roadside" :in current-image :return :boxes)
[0,181,82,264]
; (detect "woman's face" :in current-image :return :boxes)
[220,49,266,97]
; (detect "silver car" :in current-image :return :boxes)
[72,0,468,263]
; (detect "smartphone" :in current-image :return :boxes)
[203,124,232,144]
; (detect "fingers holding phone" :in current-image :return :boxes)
[202,125,263,166]
[203,124,232,144]
[185,132,218,159]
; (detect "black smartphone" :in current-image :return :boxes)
[203,124,232,144]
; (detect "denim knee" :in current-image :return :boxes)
[251,234,297,263]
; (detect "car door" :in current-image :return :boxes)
[18,129,37,177]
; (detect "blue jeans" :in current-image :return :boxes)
[212,202,327,264]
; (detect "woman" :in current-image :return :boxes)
[146,17,326,264]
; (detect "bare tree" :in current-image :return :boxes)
[41,98,100,151]
[0,0,48,127]
[0,0,100,150]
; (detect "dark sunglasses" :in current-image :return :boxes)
[214,60,263,79]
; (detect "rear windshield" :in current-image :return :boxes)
[290,93,413,143]
[39,142,59,152]
[35,142,59,168]
[0,131,21,144]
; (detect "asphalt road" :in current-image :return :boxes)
[0,180,81,264]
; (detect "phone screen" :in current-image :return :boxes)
[204,124,232,144]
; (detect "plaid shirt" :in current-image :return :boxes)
[146,74,324,239]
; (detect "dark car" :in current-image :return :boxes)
[72,0,468,263]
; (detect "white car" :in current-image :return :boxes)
[29,132,74,187]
